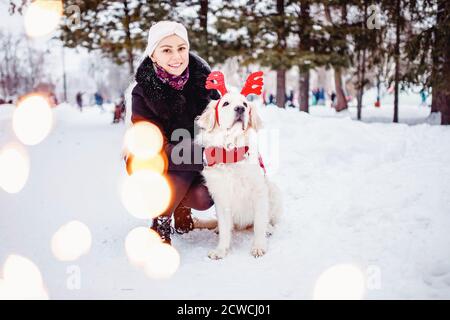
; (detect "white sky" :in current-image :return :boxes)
[0,1,25,33]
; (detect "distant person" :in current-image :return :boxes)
[330,91,336,107]
[317,88,325,105]
[388,85,394,94]
[420,89,427,107]
[374,95,381,108]
[262,90,267,105]
[286,90,295,108]
[112,95,126,124]
[49,92,58,107]
[76,92,83,112]
[312,88,319,105]
[0,98,5,105]
[94,92,104,112]
[268,93,275,105]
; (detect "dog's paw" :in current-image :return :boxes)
[251,246,267,258]
[208,248,228,260]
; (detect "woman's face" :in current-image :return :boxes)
[151,35,189,76]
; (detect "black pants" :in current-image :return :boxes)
[161,170,214,217]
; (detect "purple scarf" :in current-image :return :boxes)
[154,62,189,90]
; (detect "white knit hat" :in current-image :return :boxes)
[145,21,189,57]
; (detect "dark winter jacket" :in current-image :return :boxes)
[131,52,219,172]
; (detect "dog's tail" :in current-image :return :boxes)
[267,179,283,225]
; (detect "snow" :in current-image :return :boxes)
[1,101,450,299]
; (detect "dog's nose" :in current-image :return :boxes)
[234,106,245,115]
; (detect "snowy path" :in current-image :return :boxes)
[1,103,450,299]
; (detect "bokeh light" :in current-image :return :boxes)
[313,264,366,300]
[120,170,171,219]
[51,220,92,261]
[24,0,63,38]
[129,153,167,175]
[3,255,43,288]
[0,255,49,300]
[125,227,162,268]
[124,122,164,160]
[0,144,30,194]
[143,243,180,280]
[13,94,54,146]
[124,227,180,279]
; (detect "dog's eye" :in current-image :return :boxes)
[243,102,248,108]
[222,101,229,107]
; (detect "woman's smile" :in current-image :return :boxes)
[169,63,183,69]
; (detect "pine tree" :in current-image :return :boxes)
[351,0,384,120]
[381,0,409,123]
[174,0,214,64]
[403,0,450,125]
[215,0,297,108]
[60,0,170,76]
[320,0,352,112]
[275,0,287,108]
[431,0,450,124]
[290,0,328,113]
[296,0,313,113]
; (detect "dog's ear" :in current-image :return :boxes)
[196,100,216,132]
[249,103,263,131]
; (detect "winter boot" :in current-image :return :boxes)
[150,215,174,245]
[174,205,194,234]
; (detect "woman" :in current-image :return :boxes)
[129,21,219,245]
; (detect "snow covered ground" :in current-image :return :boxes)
[1,100,450,300]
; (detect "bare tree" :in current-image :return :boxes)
[0,31,51,99]
[0,32,22,98]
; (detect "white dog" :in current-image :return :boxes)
[195,71,282,259]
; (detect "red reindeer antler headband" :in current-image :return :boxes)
[205,71,264,126]
[205,71,228,96]
[240,71,264,96]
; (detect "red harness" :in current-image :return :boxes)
[204,145,267,175]
[214,99,221,127]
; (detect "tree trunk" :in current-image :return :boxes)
[439,0,450,124]
[357,2,368,120]
[199,0,209,62]
[299,69,309,112]
[123,0,134,76]
[62,46,67,102]
[276,69,286,108]
[376,72,381,106]
[356,49,362,119]
[433,89,450,124]
[334,68,348,112]
[357,49,367,120]
[298,1,311,113]
[276,0,286,109]
[325,3,347,112]
[393,0,401,123]
[431,90,439,113]
[431,0,450,124]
